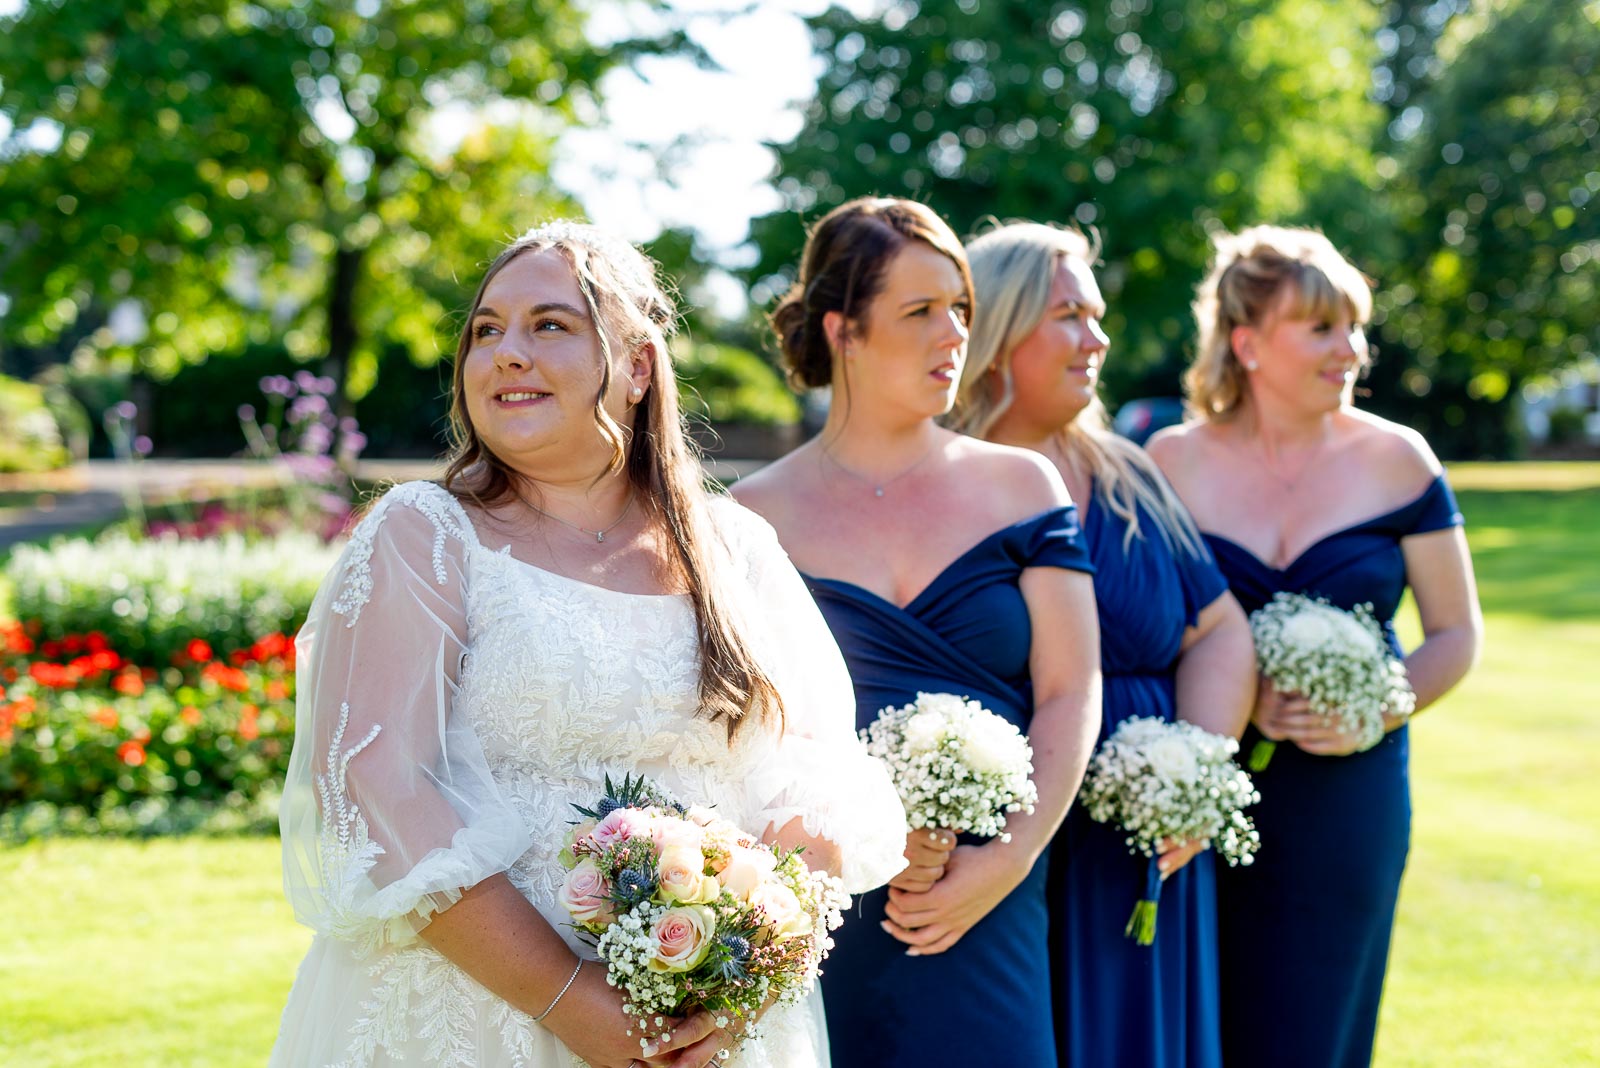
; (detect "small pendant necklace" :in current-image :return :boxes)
[820,438,939,498]
[523,492,634,543]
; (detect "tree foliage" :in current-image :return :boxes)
[748,0,1384,401]
[0,0,691,400]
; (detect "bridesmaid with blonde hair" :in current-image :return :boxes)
[1148,225,1482,1068]
[955,220,1255,1067]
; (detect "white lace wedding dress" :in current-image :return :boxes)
[269,481,907,1068]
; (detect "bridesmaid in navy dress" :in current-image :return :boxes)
[733,198,1102,1066]
[1149,225,1482,1068]
[955,221,1257,1067]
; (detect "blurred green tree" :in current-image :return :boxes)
[1366,0,1600,457]
[746,0,1385,404]
[0,0,694,405]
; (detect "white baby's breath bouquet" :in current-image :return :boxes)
[1080,716,1260,945]
[1248,592,1416,770]
[860,691,1038,841]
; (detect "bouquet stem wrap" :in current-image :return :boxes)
[1124,856,1165,947]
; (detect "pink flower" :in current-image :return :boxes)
[588,808,652,852]
[651,816,706,854]
[558,858,615,926]
[717,846,778,900]
[647,905,715,973]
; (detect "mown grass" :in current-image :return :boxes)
[0,463,1595,1066]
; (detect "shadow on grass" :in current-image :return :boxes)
[1460,486,1600,621]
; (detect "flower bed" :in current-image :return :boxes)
[4,530,339,666]
[0,620,296,837]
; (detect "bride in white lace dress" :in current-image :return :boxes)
[270,223,907,1068]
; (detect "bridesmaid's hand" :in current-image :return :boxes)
[1280,710,1370,757]
[1156,836,1207,878]
[889,827,957,892]
[879,842,1030,956]
[1252,676,1309,740]
[544,964,713,1068]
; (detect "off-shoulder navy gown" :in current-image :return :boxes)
[1049,489,1229,1067]
[1205,474,1462,1068]
[802,507,1094,1067]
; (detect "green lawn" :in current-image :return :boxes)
[0,463,1596,1066]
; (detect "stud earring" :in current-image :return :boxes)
[1244,360,1259,372]
[629,385,644,401]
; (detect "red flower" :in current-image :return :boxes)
[61,634,84,655]
[186,639,213,663]
[113,672,145,696]
[180,706,202,726]
[91,706,119,729]
[40,640,61,659]
[202,663,250,693]
[86,632,110,653]
[238,717,260,741]
[29,662,79,689]
[264,680,289,701]
[2,667,17,683]
[117,741,146,766]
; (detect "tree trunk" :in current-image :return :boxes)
[324,243,363,418]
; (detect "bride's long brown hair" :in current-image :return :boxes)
[443,223,782,739]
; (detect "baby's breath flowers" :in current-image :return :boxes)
[558,775,847,1057]
[1080,717,1260,945]
[1249,593,1416,770]
[859,691,1037,841]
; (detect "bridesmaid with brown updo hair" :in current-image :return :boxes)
[734,197,1102,1066]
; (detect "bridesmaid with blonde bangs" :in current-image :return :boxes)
[1148,225,1481,1068]
[955,220,1255,1068]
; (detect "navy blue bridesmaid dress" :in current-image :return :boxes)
[1049,489,1229,1067]
[801,507,1094,1067]
[1205,473,1463,1068]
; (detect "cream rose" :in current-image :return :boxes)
[558,857,615,926]
[718,846,779,900]
[747,879,811,940]
[658,845,720,905]
[647,905,716,973]
[651,817,706,855]
[901,711,946,754]
[1146,734,1200,784]
[964,719,1029,775]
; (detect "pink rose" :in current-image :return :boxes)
[658,845,720,905]
[717,846,778,900]
[651,816,706,854]
[588,808,651,852]
[558,858,615,926]
[647,905,715,973]
[747,879,810,939]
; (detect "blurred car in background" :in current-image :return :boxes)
[1112,397,1186,445]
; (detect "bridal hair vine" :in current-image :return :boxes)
[519,219,641,268]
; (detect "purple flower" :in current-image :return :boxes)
[289,394,329,423]
[339,417,361,434]
[133,435,153,456]
[237,404,256,422]
[298,421,334,455]
[294,369,320,394]
[260,375,294,397]
[114,401,137,421]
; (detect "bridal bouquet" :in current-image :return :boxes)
[1080,716,1260,945]
[558,775,848,1054]
[1248,592,1416,770]
[859,691,1038,841]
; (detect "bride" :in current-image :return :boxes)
[270,222,908,1068]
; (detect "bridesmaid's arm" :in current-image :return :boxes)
[1175,591,1257,739]
[1397,525,1483,715]
[881,566,1101,955]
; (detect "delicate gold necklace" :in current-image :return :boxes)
[521,491,634,543]
[820,438,939,499]
[1253,432,1330,493]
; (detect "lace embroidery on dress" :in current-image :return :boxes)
[314,701,386,955]
[332,482,478,625]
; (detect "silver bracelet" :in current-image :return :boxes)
[532,958,584,1023]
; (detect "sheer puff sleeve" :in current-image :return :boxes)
[279,482,531,954]
[709,497,908,894]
